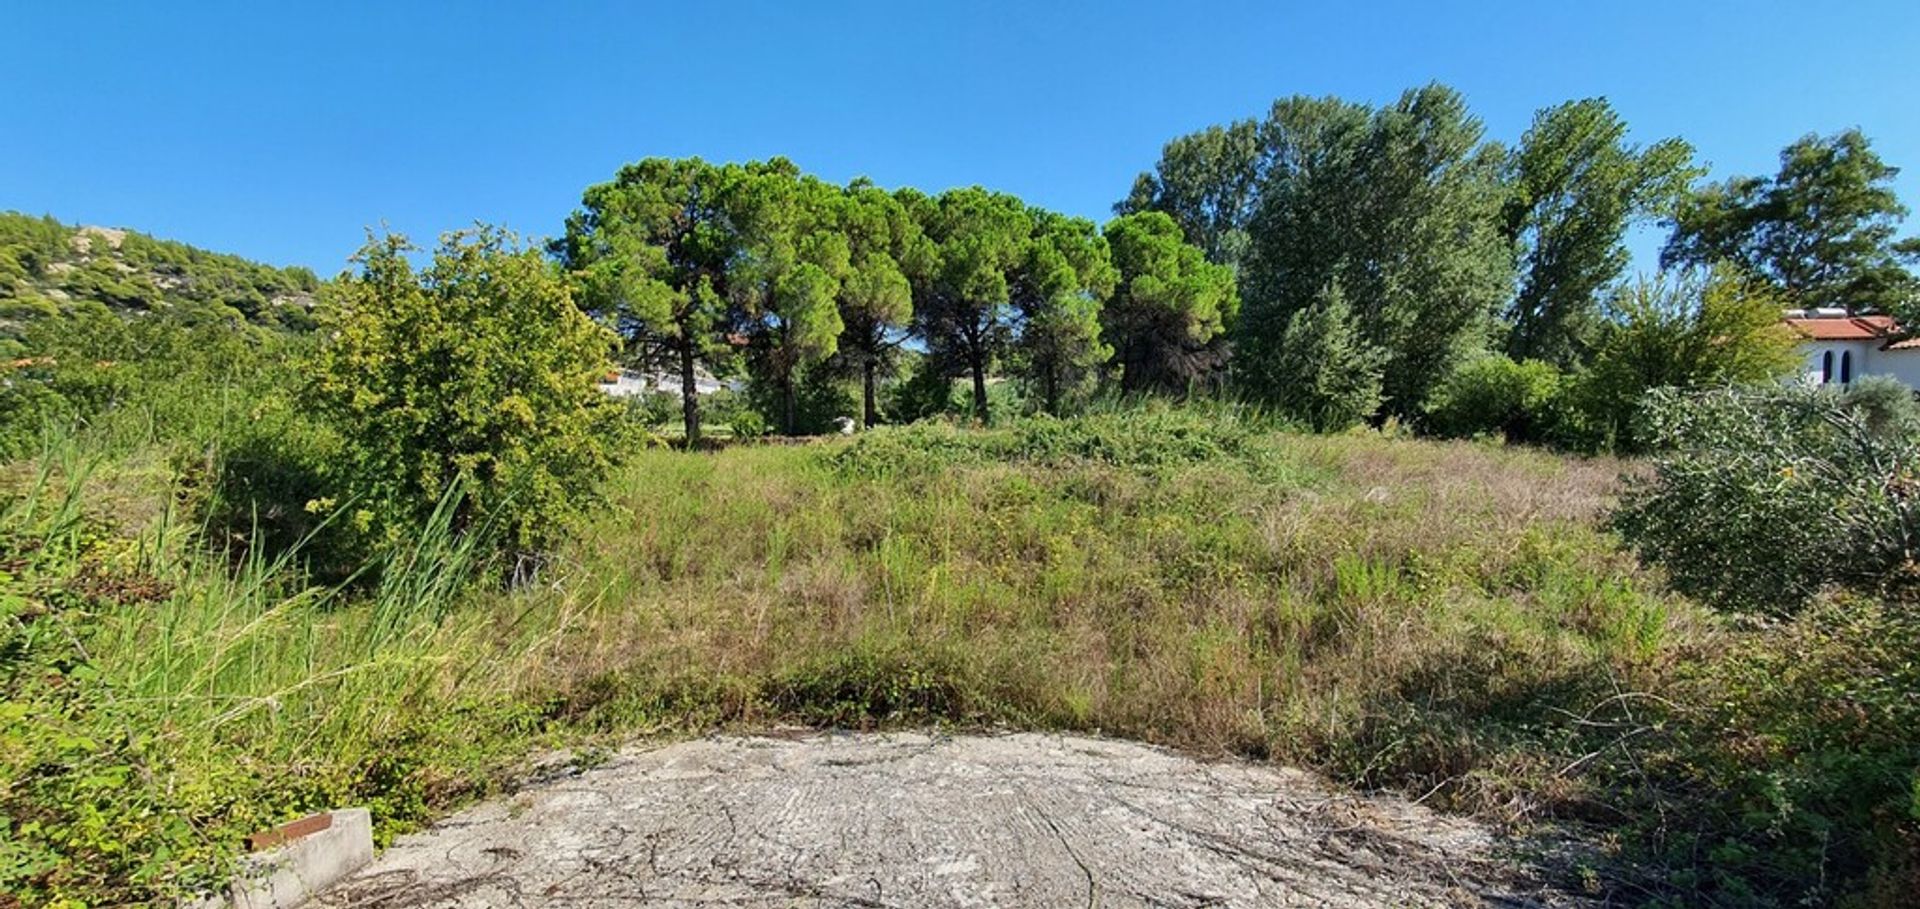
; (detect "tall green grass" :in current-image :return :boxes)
[6,408,1912,906]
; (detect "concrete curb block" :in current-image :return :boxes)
[186,808,374,909]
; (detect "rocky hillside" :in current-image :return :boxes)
[0,212,321,342]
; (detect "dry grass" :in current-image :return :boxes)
[25,410,1908,907]
[485,425,1706,833]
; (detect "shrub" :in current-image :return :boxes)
[1570,267,1800,453]
[1628,599,1920,906]
[1612,384,1920,612]
[884,352,963,423]
[1423,355,1564,442]
[1842,375,1920,437]
[625,389,680,428]
[1261,282,1384,431]
[744,360,858,435]
[829,405,1285,477]
[306,229,623,559]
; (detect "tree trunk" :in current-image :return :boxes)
[679,340,701,448]
[1044,365,1059,415]
[970,356,989,424]
[863,358,879,429]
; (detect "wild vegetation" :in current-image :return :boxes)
[0,212,321,341]
[3,81,1919,908]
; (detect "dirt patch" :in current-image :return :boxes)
[318,732,1588,908]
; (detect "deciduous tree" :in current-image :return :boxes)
[1504,99,1699,367]
[1570,266,1801,451]
[1240,85,1511,417]
[1662,129,1919,314]
[1117,119,1264,269]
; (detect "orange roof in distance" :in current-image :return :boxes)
[1783,315,1899,341]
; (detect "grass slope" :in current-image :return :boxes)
[6,409,1914,906]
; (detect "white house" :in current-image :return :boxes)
[597,367,728,399]
[1783,310,1920,390]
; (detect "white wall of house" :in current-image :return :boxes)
[1797,340,1872,386]
[1795,340,1920,389]
[1870,349,1920,388]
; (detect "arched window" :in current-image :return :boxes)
[1841,350,1854,384]
[1823,350,1834,383]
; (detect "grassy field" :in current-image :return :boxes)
[6,408,1914,906]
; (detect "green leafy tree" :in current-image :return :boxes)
[1267,282,1383,431]
[1662,129,1920,314]
[1116,119,1264,268]
[555,157,742,446]
[1504,99,1700,367]
[308,229,620,555]
[1569,266,1801,451]
[725,162,850,435]
[1237,85,1512,418]
[1011,211,1116,414]
[906,187,1033,422]
[1102,211,1239,393]
[836,179,927,427]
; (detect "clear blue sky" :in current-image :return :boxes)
[8,1,1918,276]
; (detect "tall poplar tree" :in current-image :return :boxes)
[1504,99,1699,367]
[1662,129,1920,314]
[1239,85,1512,417]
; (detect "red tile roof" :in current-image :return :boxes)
[1784,315,1899,341]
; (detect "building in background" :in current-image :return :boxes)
[1783,310,1920,389]
[597,367,728,399]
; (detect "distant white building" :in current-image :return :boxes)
[597,367,728,399]
[1783,310,1920,390]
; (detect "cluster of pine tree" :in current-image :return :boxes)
[555,159,1239,440]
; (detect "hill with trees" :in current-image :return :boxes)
[0,211,322,347]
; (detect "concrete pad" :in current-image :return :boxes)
[315,732,1587,908]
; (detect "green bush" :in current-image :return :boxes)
[829,405,1285,477]
[1569,268,1800,453]
[1626,600,1920,906]
[744,360,857,435]
[884,353,963,423]
[1613,384,1920,613]
[1260,283,1384,432]
[1423,355,1565,442]
[1842,375,1920,437]
[306,229,624,559]
[0,310,301,460]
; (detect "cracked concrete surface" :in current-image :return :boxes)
[317,732,1584,908]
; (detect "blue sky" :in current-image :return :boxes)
[8,1,1918,275]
